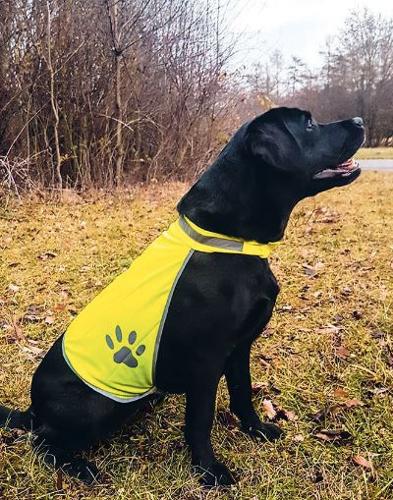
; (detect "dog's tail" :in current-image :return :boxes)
[0,404,35,431]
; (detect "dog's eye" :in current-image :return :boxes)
[306,119,314,131]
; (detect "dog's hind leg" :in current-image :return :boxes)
[32,424,99,484]
[0,404,35,431]
[0,404,98,483]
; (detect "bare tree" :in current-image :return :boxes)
[0,0,239,194]
[45,0,62,189]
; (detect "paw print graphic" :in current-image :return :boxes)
[105,325,145,368]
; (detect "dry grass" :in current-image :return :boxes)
[356,148,393,160]
[1,173,392,499]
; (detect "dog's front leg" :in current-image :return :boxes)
[225,340,283,441]
[185,374,236,487]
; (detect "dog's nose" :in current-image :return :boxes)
[352,117,364,127]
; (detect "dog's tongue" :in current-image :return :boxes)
[313,157,360,180]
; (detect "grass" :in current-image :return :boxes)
[1,173,393,499]
[356,148,393,160]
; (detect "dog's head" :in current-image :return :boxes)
[244,107,365,197]
[179,107,365,242]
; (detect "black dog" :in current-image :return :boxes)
[0,107,365,487]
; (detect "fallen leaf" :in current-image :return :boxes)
[38,251,57,260]
[332,314,344,323]
[371,330,385,340]
[56,469,64,490]
[352,310,363,320]
[274,409,297,422]
[293,434,305,442]
[302,263,318,277]
[216,410,238,429]
[335,345,350,360]
[8,284,19,293]
[24,314,42,322]
[333,388,349,399]
[363,383,390,399]
[5,316,25,342]
[261,327,274,337]
[344,399,364,408]
[1,428,26,445]
[262,399,277,420]
[352,454,374,472]
[256,353,273,367]
[251,382,266,395]
[316,324,340,334]
[311,468,324,483]
[318,215,338,223]
[314,429,352,444]
[269,384,282,395]
[284,410,297,421]
[369,387,389,397]
[329,404,343,416]
[20,343,45,361]
[53,303,67,312]
[23,304,43,323]
[45,316,55,325]
[309,408,327,423]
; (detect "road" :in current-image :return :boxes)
[359,159,393,171]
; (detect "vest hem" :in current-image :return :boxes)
[62,337,157,403]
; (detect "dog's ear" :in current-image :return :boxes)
[245,116,281,167]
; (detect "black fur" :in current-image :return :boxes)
[0,406,33,430]
[0,107,364,487]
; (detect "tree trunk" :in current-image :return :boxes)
[110,0,124,186]
[115,53,124,185]
[46,0,62,190]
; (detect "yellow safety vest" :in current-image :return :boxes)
[62,217,280,402]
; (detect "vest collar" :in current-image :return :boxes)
[178,216,281,258]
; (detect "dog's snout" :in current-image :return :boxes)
[352,117,364,127]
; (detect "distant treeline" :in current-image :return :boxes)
[1,3,392,194]
[246,9,393,148]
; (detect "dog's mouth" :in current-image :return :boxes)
[313,158,361,180]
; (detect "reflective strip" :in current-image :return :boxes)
[152,248,194,384]
[179,216,244,252]
[62,337,157,403]
[61,249,195,403]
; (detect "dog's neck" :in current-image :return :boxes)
[178,150,299,244]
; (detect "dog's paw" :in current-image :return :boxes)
[43,452,100,485]
[61,458,100,485]
[193,461,237,488]
[242,422,284,442]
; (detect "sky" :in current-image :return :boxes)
[228,0,393,69]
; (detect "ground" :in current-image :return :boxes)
[357,148,393,160]
[0,173,392,499]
